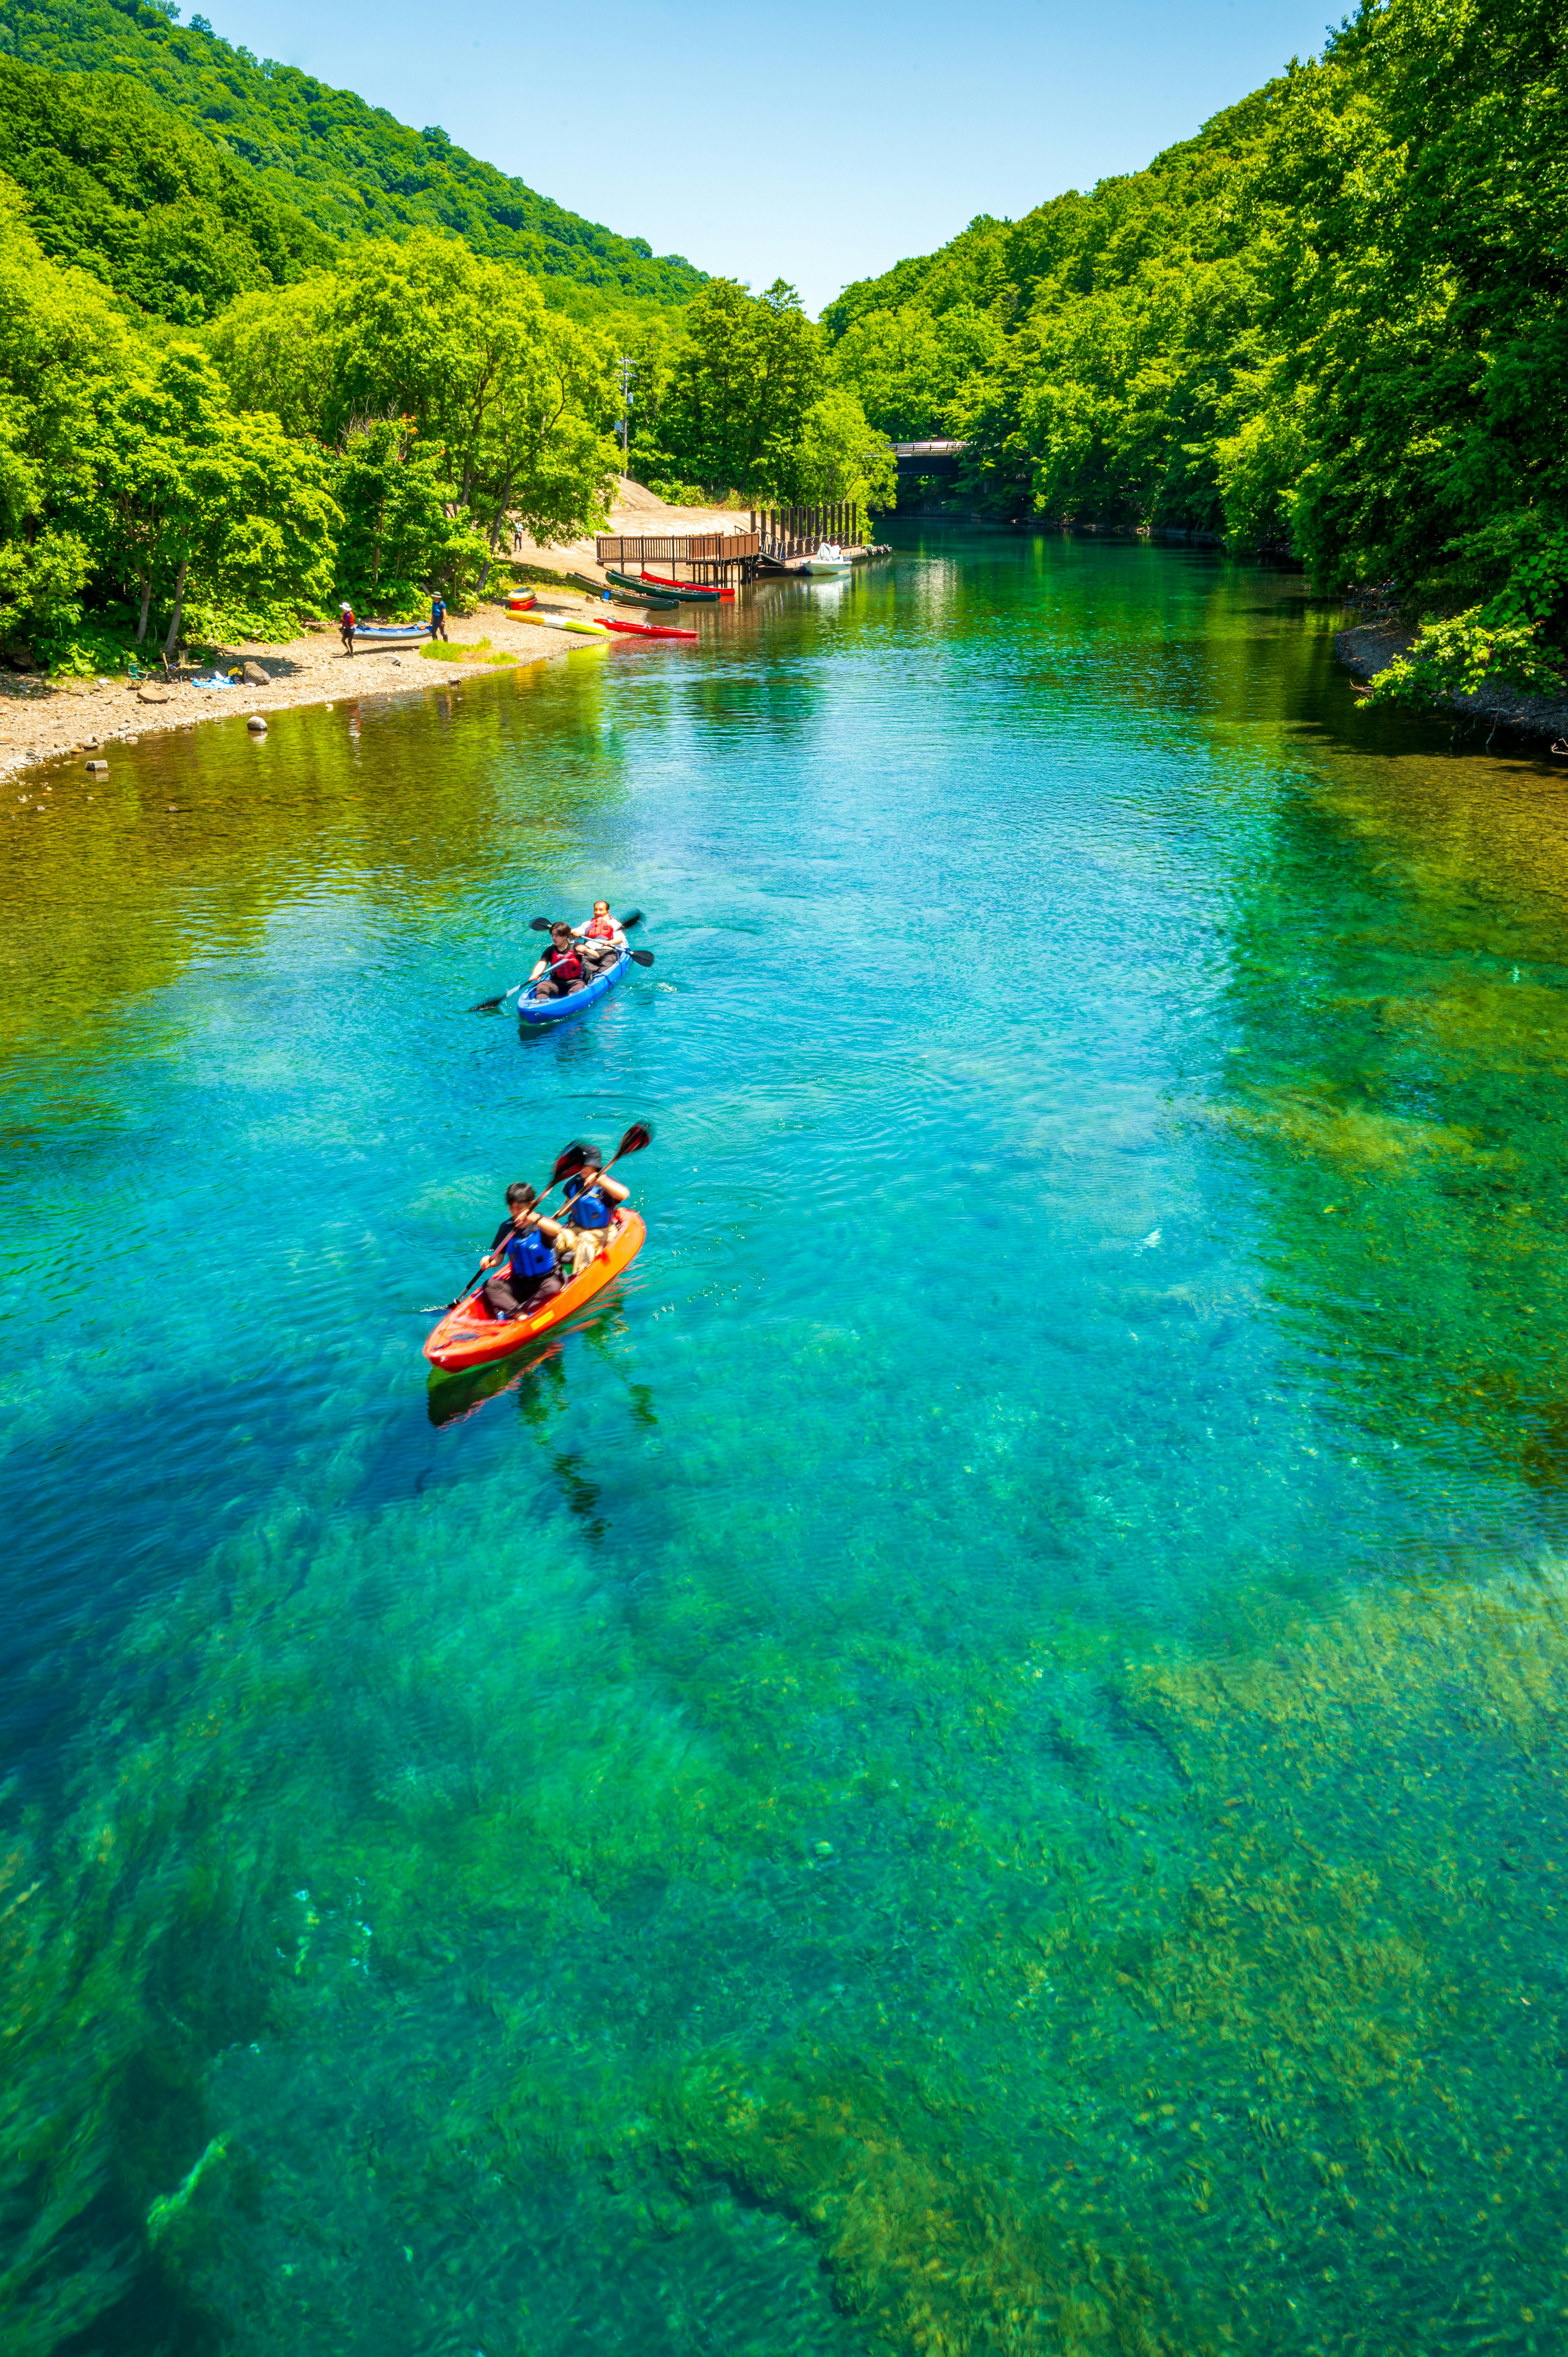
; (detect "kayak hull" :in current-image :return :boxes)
[601,617,698,641]
[641,569,733,602]
[424,1212,647,1372]
[517,945,631,1024]
[606,568,719,605]
[353,624,428,640]
[512,609,610,638]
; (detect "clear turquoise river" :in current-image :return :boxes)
[5,531,1568,2355]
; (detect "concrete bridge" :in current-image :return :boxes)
[892,440,968,479]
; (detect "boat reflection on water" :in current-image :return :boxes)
[426,1330,568,1429]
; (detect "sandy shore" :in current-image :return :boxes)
[0,590,621,785]
[0,482,751,785]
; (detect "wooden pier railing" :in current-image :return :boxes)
[595,531,760,585]
[751,503,861,560]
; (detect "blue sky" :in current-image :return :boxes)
[212,0,1339,312]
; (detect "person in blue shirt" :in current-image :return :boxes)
[478,1182,567,1319]
[559,1147,630,1276]
[429,593,448,642]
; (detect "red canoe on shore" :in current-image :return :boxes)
[639,569,734,602]
[601,616,698,641]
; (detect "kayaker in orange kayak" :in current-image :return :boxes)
[572,901,627,979]
[559,1146,630,1275]
[528,923,587,999]
[478,1182,569,1318]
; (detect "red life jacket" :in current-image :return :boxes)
[550,943,583,981]
[584,913,615,939]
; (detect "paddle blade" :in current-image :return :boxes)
[615,1122,653,1160]
[530,915,554,932]
[629,948,654,966]
[620,910,644,930]
[470,988,512,1012]
[550,1140,590,1186]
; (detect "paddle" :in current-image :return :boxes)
[427,1141,593,1314]
[470,910,650,1010]
[424,1122,653,1314]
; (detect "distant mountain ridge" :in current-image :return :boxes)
[0,0,704,308]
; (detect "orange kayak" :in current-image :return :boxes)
[423,1212,647,1371]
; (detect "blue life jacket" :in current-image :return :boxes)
[564,1176,612,1229]
[506,1223,556,1280]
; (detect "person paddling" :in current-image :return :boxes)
[559,1145,630,1275]
[573,900,627,979]
[339,601,356,655]
[478,1182,567,1320]
[529,922,587,999]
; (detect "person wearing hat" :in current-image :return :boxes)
[559,1146,629,1276]
[339,601,356,655]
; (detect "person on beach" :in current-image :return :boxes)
[479,1183,567,1320]
[528,923,587,999]
[339,602,356,655]
[573,901,626,978]
[430,593,448,642]
[559,1146,630,1276]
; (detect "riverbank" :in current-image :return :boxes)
[0,481,748,787]
[1336,621,1568,749]
[0,591,624,786]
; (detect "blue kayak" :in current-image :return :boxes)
[517,947,631,1025]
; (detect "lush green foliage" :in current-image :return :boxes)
[626,279,895,515]
[207,230,621,583]
[0,0,703,309]
[0,55,332,323]
[0,191,601,660]
[826,0,1568,687]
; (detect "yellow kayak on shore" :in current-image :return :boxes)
[510,609,610,639]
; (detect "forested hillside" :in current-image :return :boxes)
[0,0,702,309]
[0,57,334,321]
[827,0,1568,707]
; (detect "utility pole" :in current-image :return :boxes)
[618,355,633,474]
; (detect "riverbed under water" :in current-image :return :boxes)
[4,531,1568,2355]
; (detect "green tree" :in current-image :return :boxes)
[649,278,825,496]
[763,384,896,514]
[89,345,339,649]
[0,175,127,655]
[327,419,487,612]
[209,233,620,575]
[829,302,1000,441]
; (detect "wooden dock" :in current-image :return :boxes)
[592,506,889,588]
[594,530,760,587]
[751,504,862,568]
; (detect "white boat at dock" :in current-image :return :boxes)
[804,542,853,577]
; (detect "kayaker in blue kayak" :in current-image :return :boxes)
[559,1147,630,1275]
[479,1183,568,1319]
[528,923,587,999]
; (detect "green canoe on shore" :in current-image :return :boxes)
[606,569,713,606]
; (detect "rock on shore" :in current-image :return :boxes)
[1336,622,1568,749]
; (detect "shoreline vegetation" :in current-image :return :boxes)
[824,0,1567,730]
[0,476,752,783]
[8,0,1562,740]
